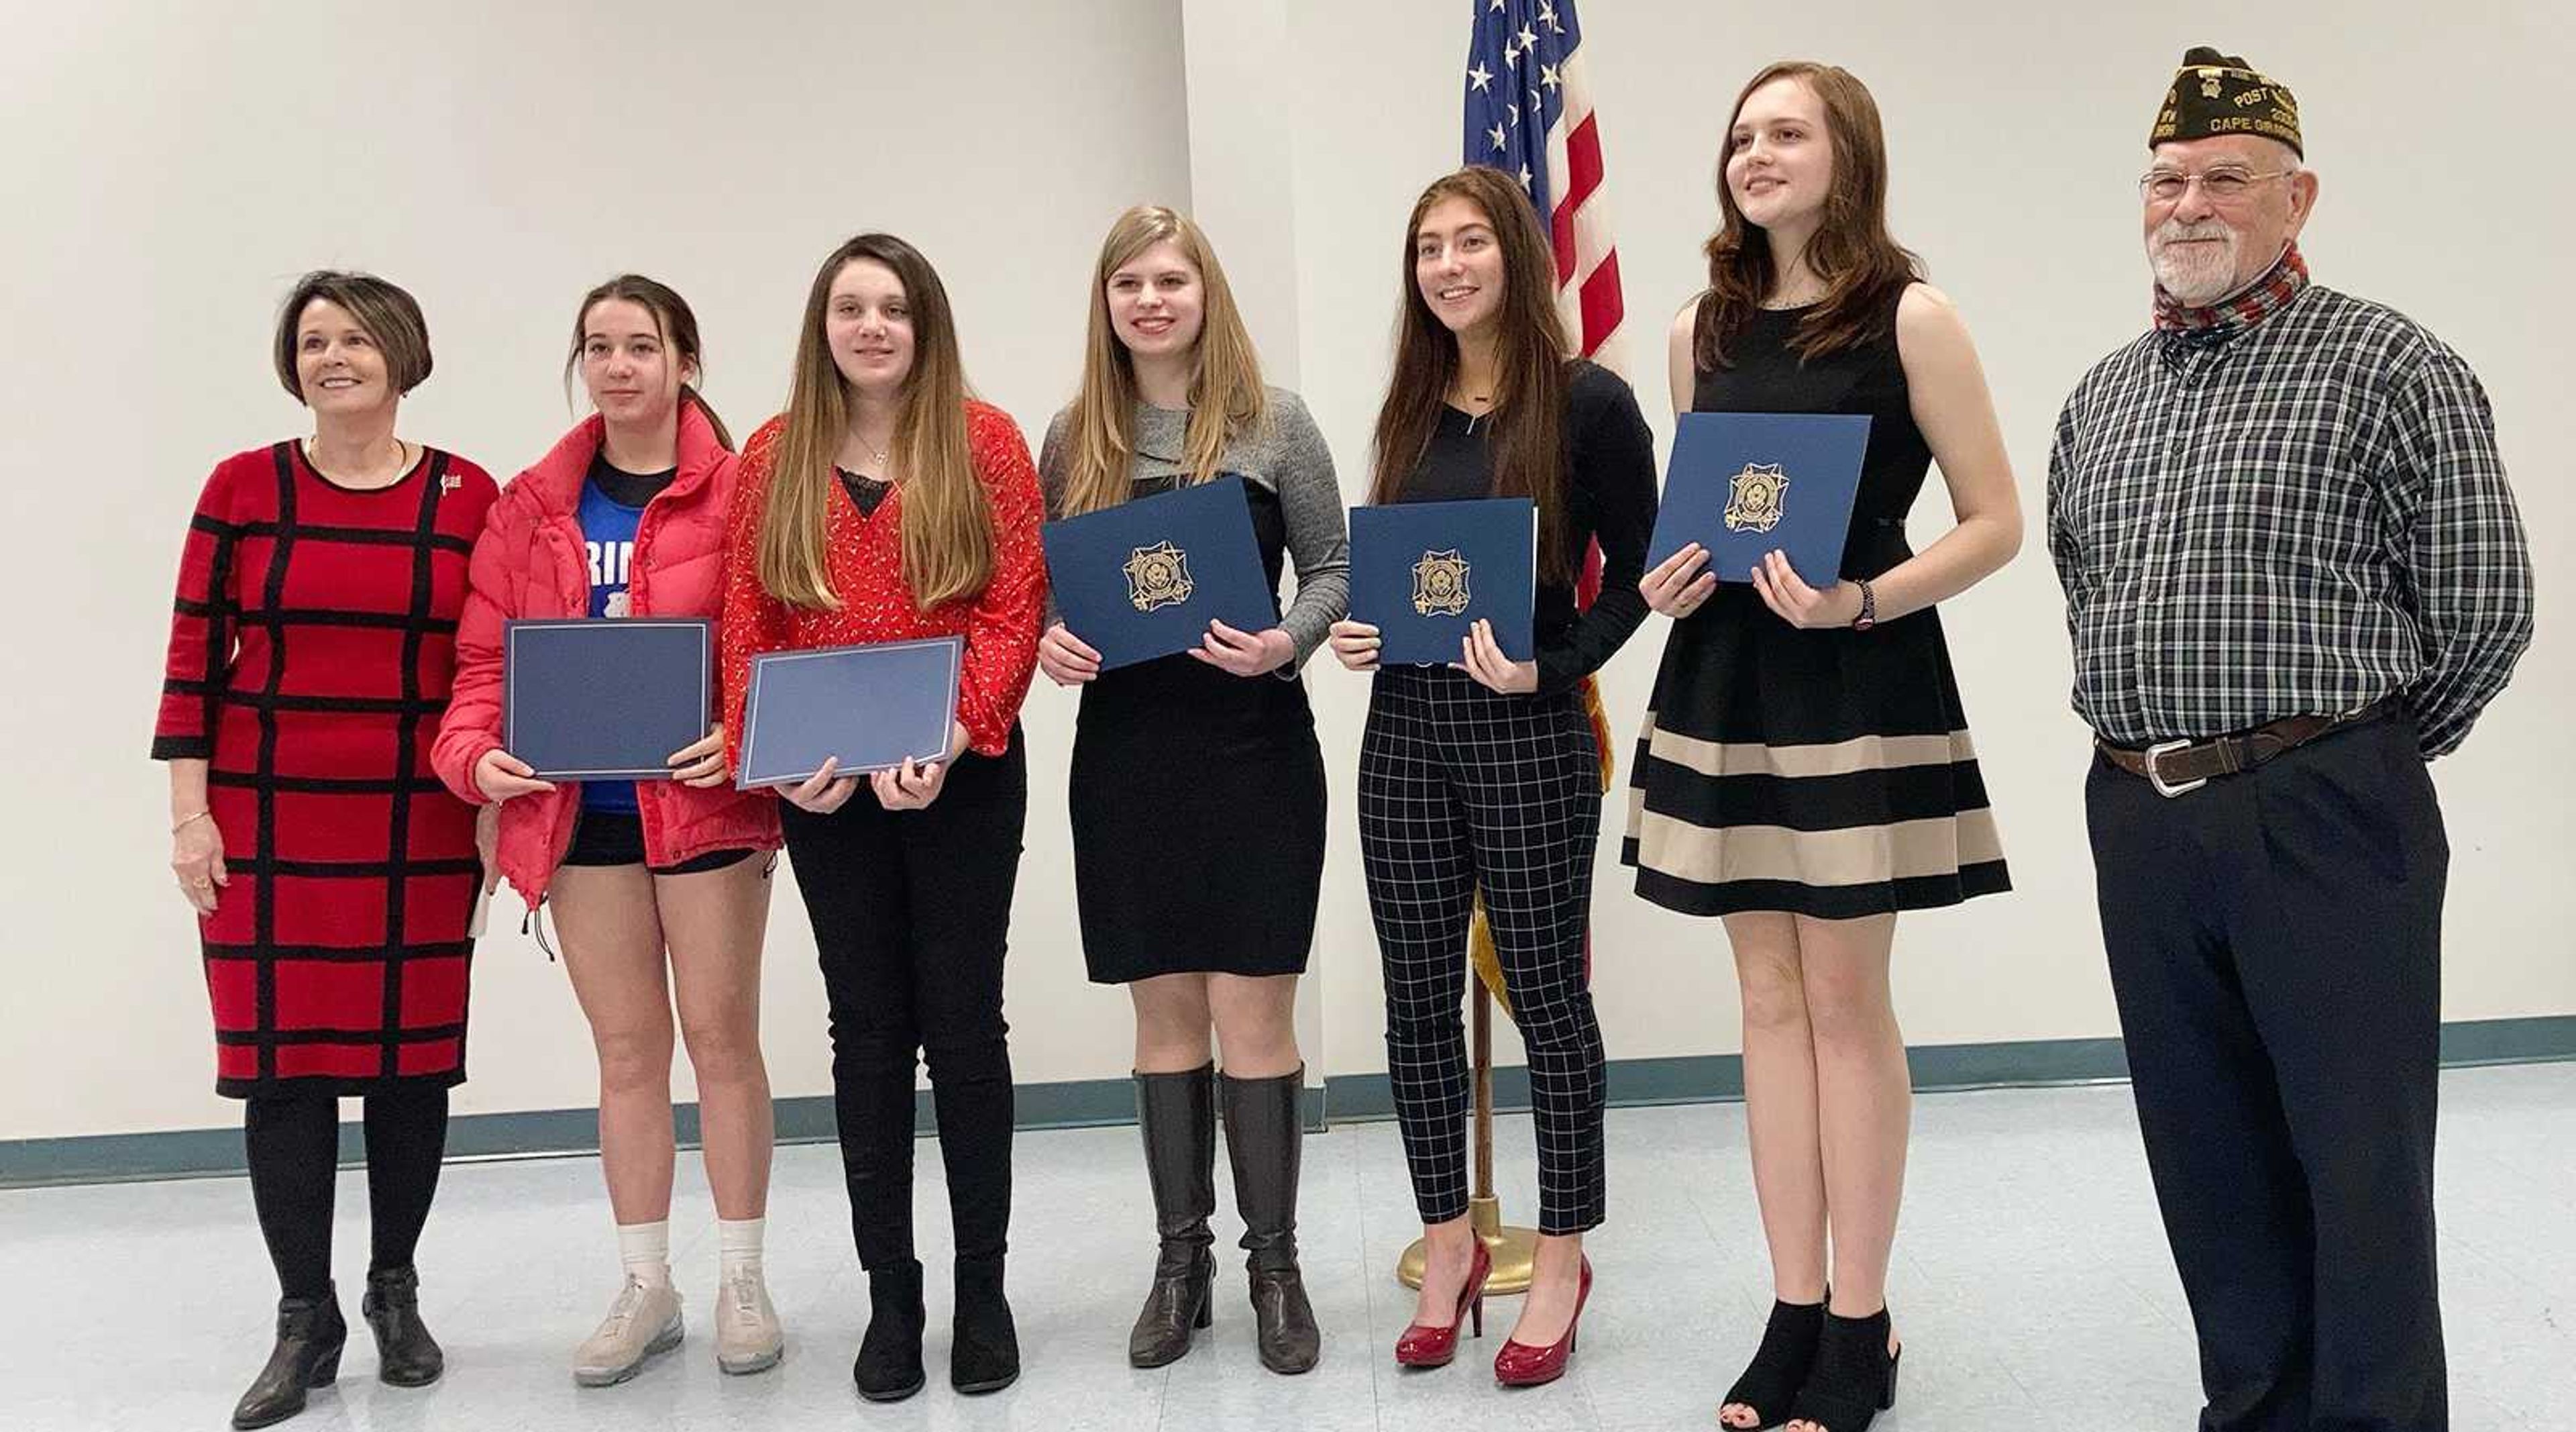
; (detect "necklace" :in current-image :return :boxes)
[303,436,411,487]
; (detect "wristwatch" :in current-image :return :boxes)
[1851,579,1877,631]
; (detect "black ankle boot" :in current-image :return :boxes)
[360,1265,443,1387]
[1221,1066,1320,1375]
[1129,1064,1217,1368]
[231,1287,347,1430]
[852,1260,926,1402]
[950,1254,1020,1394]
[1787,1306,1901,1432]
[1719,1296,1825,1430]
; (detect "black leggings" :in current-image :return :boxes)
[242,1084,451,1300]
[781,729,1025,1273]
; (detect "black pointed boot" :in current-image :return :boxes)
[1222,1066,1320,1374]
[231,1287,347,1429]
[1128,1063,1218,1368]
[852,1259,926,1402]
[360,1264,443,1386]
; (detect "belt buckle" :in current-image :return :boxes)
[2143,739,2206,799]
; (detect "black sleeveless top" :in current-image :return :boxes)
[1693,287,1927,581]
[1623,279,2013,920]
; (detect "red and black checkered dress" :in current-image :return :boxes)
[153,442,500,1097]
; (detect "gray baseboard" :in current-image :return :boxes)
[4,1016,2566,1189]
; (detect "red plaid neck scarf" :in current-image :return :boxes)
[2154,241,2308,336]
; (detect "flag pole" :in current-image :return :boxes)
[1395,978,1540,1295]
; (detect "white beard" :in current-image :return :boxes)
[2149,221,2244,307]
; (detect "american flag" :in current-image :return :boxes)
[1459,0,1622,1004]
[1462,0,1625,364]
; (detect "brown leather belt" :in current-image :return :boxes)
[2097,699,2390,798]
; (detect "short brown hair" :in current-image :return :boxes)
[272,270,433,402]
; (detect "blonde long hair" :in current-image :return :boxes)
[757,233,993,610]
[1056,206,1267,517]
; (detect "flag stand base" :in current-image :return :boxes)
[1394,980,1540,1296]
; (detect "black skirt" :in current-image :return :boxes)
[1622,577,2010,921]
[1069,652,1327,982]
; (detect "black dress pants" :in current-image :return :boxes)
[782,729,1025,1272]
[2086,713,2449,1432]
[1358,668,1607,1236]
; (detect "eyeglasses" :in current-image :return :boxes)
[2139,166,2296,205]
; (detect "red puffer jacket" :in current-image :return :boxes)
[433,404,780,907]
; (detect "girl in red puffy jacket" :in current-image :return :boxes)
[431,276,785,1387]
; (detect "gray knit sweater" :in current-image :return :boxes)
[1038,389,1351,667]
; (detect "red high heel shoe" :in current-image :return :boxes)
[1493,1256,1591,1388]
[1393,1237,1493,1368]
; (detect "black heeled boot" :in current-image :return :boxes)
[1128,1064,1218,1368]
[852,1259,926,1402]
[360,1265,443,1387]
[1786,1305,1900,1432]
[1221,1066,1320,1374]
[231,1288,347,1430]
[950,1254,1020,1394]
[1718,1296,1825,1429]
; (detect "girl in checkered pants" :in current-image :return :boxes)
[1328,166,1657,1389]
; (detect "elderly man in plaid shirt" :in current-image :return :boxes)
[2047,46,2533,1432]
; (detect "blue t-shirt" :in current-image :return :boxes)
[575,454,676,815]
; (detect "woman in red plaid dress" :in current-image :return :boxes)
[153,272,496,1431]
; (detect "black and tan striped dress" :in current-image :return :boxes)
[1622,286,2008,920]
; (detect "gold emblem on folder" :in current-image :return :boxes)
[1123,540,1195,613]
[1723,462,1789,535]
[1412,550,1471,617]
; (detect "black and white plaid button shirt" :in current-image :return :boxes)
[2047,282,2533,758]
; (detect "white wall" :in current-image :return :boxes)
[0,0,1189,1140]
[2,0,2565,1145]
[1284,0,2575,1082]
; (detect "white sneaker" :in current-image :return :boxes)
[573,1278,684,1387]
[715,1267,785,1375]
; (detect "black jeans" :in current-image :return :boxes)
[2086,713,2449,1432]
[782,728,1025,1272]
[242,1084,451,1300]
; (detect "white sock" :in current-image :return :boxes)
[717,1217,765,1282]
[617,1221,672,1289]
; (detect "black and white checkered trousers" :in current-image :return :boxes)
[1358,666,1607,1235]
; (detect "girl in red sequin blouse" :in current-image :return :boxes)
[716,232,1044,1401]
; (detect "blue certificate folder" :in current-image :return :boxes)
[502,619,710,780]
[736,636,963,789]
[1040,474,1277,671]
[1647,412,1874,586]
[1348,497,1536,666]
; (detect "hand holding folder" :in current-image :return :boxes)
[1040,476,1277,672]
[1646,412,1872,589]
[502,619,713,781]
[1346,497,1537,668]
[736,636,965,792]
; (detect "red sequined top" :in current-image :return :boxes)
[718,400,1048,764]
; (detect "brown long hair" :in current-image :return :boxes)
[1695,61,1921,370]
[564,274,733,450]
[1057,206,1268,517]
[1368,166,1574,582]
[757,234,991,611]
